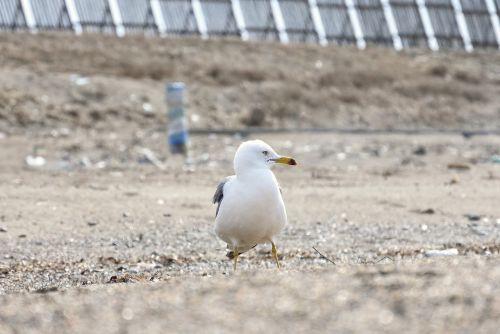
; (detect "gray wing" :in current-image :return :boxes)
[213,176,232,217]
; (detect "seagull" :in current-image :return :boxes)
[213,139,297,270]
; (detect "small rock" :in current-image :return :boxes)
[34,286,58,294]
[413,146,426,156]
[142,103,154,114]
[123,212,130,218]
[424,249,459,257]
[417,208,435,215]
[87,221,98,226]
[18,234,26,238]
[446,176,459,185]
[0,227,6,233]
[464,213,481,221]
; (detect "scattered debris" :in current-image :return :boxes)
[312,246,336,265]
[447,163,470,170]
[142,102,154,114]
[69,74,89,86]
[464,213,481,221]
[34,286,58,294]
[413,146,427,155]
[468,223,488,236]
[109,273,148,283]
[424,248,459,257]
[138,148,165,170]
[80,156,92,168]
[446,176,460,185]
[413,208,435,215]
[25,155,46,168]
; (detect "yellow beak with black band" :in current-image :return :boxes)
[272,156,297,165]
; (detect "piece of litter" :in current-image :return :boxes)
[496,218,500,225]
[69,74,89,86]
[424,249,459,257]
[491,155,500,163]
[138,148,165,170]
[416,208,435,215]
[190,114,200,123]
[95,161,107,169]
[142,103,154,113]
[25,155,46,167]
[421,224,428,231]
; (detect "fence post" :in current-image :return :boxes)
[450,0,473,51]
[308,0,327,45]
[65,0,82,34]
[107,0,125,36]
[270,0,289,43]
[345,0,365,49]
[380,0,402,50]
[416,0,439,50]
[485,0,500,49]
[150,0,167,36]
[19,0,37,33]
[191,0,208,38]
[231,0,249,41]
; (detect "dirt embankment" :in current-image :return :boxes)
[0,33,500,134]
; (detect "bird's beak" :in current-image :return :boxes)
[272,156,297,165]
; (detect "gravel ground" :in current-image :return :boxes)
[1,131,500,333]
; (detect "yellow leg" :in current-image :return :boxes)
[233,246,239,271]
[271,242,281,269]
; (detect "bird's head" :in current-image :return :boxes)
[234,140,296,175]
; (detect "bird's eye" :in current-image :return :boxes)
[262,150,269,156]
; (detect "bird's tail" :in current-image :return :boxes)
[226,244,257,259]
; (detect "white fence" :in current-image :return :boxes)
[1,0,500,50]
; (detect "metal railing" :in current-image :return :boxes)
[1,0,499,50]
